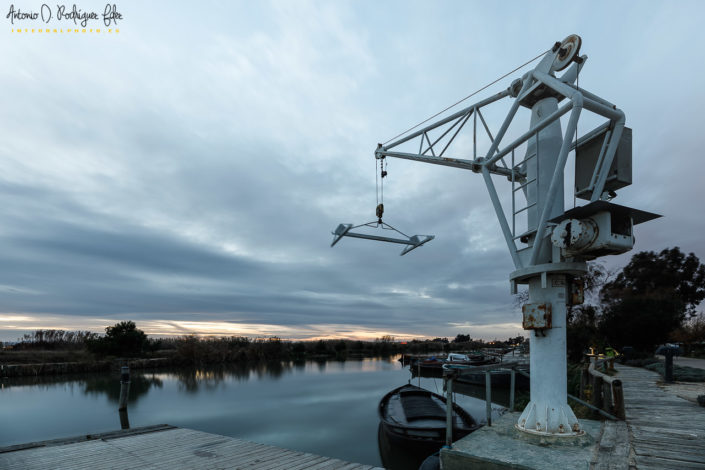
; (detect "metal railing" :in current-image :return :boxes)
[441,356,626,447]
[442,360,524,446]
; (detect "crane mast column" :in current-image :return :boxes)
[516,96,583,436]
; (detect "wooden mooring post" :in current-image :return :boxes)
[118,366,130,411]
[118,365,131,430]
[119,408,130,430]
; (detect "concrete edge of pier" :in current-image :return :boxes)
[440,412,628,470]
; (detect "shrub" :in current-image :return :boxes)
[86,321,149,357]
[624,357,659,367]
[643,362,705,382]
[14,330,98,350]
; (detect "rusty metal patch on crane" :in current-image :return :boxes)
[522,303,552,330]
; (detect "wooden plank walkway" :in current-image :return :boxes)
[0,425,383,470]
[618,364,705,469]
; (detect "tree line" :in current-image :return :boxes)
[564,247,705,361]
[7,246,703,365]
[6,322,520,366]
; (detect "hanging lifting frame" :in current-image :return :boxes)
[331,222,434,256]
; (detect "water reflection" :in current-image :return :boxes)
[174,362,292,393]
[1,355,488,467]
[83,373,163,403]
[119,408,130,430]
[250,360,288,379]
[176,368,228,393]
[377,422,422,470]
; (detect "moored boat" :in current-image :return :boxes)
[408,353,501,378]
[454,367,530,390]
[377,383,480,469]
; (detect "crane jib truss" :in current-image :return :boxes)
[374,52,628,271]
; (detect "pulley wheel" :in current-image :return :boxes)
[552,34,582,72]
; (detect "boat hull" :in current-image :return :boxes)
[377,384,479,469]
[455,369,530,390]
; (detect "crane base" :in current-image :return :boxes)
[515,400,584,437]
[440,412,603,470]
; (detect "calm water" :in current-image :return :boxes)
[0,356,501,466]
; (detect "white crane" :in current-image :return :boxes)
[332,34,659,436]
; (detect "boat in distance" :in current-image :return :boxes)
[407,352,501,378]
[377,383,480,468]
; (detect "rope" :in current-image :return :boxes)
[382,49,550,146]
[380,158,385,205]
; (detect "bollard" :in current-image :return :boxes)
[118,366,130,411]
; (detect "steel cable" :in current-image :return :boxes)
[382,49,550,146]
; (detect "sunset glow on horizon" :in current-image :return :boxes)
[0,313,523,343]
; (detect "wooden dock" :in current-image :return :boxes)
[442,362,705,470]
[0,425,383,470]
[619,364,705,469]
[4,363,703,470]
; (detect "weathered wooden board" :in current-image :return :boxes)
[617,364,705,469]
[0,426,384,470]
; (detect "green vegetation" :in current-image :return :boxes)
[671,314,705,358]
[566,363,593,419]
[564,247,705,359]
[600,248,705,351]
[85,321,152,357]
[2,321,523,377]
[13,329,99,351]
[642,362,705,382]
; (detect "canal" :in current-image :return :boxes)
[0,356,504,467]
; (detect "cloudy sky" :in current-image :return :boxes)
[1,0,703,342]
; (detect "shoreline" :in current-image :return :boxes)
[0,353,404,378]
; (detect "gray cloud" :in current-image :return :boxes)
[1,0,704,341]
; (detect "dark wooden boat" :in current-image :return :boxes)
[409,354,500,378]
[377,384,480,469]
